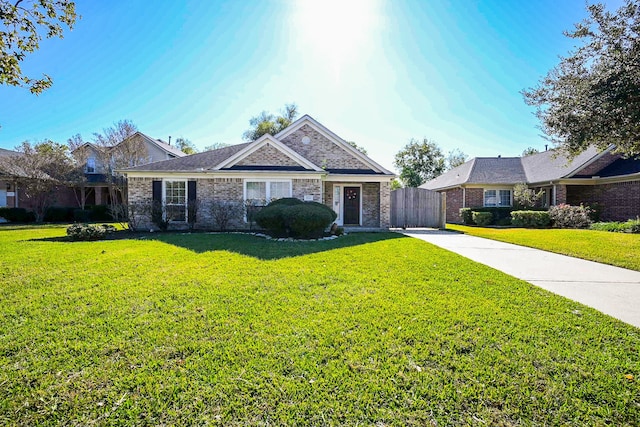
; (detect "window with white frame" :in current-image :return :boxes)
[164,180,187,221]
[244,180,292,205]
[484,189,512,207]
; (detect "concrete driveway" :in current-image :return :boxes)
[399,229,640,328]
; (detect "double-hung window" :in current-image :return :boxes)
[484,189,512,207]
[164,180,187,221]
[244,180,292,205]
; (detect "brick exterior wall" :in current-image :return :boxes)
[555,184,567,204]
[362,182,380,227]
[292,179,322,202]
[444,188,464,223]
[128,176,329,230]
[280,124,369,169]
[567,181,640,221]
[465,188,484,208]
[236,144,300,167]
[575,152,620,176]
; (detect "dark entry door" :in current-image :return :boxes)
[343,186,360,225]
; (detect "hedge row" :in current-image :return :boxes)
[460,204,592,229]
[0,205,112,223]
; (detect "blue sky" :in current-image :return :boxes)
[0,0,622,171]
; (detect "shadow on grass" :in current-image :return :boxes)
[29,230,408,261]
[146,232,407,260]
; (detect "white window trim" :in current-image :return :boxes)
[483,188,513,207]
[162,179,188,222]
[243,179,292,205]
[243,179,293,223]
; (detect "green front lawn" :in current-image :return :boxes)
[1,225,639,425]
[447,224,640,271]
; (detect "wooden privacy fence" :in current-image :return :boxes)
[390,187,446,228]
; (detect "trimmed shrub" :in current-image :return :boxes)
[255,199,337,239]
[548,204,592,229]
[285,203,337,239]
[66,223,115,241]
[73,209,90,222]
[459,208,473,225]
[511,210,551,228]
[0,207,35,223]
[44,207,75,222]
[269,197,304,207]
[89,204,112,221]
[591,218,640,233]
[470,207,514,224]
[472,211,493,226]
[496,217,512,226]
[255,204,289,236]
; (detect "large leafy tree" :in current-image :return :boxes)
[523,0,640,157]
[243,103,298,141]
[1,0,77,94]
[394,138,445,187]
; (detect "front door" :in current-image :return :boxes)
[343,186,360,225]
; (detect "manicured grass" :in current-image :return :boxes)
[447,224,640,271]
[1,225,639,425]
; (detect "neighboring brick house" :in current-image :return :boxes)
[421,146,640,222]
[0,148,21,209]
[122,115,395,230]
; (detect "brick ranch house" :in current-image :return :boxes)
[121,115,395,230]
[421,146,640,223]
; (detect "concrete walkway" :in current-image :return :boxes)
[399,229,640,328]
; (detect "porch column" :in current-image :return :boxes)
[95,187,103,205]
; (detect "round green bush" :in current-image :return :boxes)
[285,203,337,239]
[255,199,337,238]
[255,204,289,236]
[268,198,304,207]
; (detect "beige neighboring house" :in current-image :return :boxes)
[122,115,395,230]
[73,132,187,206]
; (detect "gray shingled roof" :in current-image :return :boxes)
[468,157,527,183]
[421,146,611,190]
[124,142,252,172]
[520,146,602,183]
[420,158,475,190]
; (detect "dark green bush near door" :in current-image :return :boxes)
[256,199,337,238]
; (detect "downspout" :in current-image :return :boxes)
[462,187,466,208]
[552,182,556,206]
